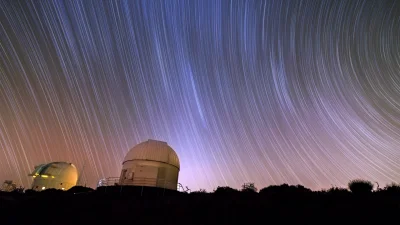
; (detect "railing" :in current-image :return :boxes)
[97,177,120,187]
[97,177,176,189]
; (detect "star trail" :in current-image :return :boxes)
[0,0,400,191]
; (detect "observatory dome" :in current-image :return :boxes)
[29,162,78,191]
[123,139,180,168]
[120,139,180,190]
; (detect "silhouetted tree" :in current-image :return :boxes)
[241,182,257,192]
[348,179,373,194]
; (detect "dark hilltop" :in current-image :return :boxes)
[1,180,400,225]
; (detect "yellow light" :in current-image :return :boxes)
[41,175,48,178]
[51,176,55,178]
[32,176,36,178]
[42,187,46,190]
[61,188,65,190]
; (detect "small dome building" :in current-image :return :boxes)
[28,162,78,191]
[119,139,180,190]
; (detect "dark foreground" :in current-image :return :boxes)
[1,185,400,225]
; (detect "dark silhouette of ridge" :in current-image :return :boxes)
[1,180,400,225]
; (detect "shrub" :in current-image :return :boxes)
[67,186,94,194]
[259,184,311,196]
[327,187,349,194]
[348,179,373,194]
[384,183,400,193]
[213,186,239,195]
[190,189,208,195]
[241,183,258,193]
[24,189,37,195]
[294,185,312,192]
[41,188,65,195]
[259,184,286,195]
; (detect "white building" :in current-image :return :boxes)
[119,139,180,190]
[29,162,78,191]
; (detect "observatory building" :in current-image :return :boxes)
[119,139,180,190]
[28,162,78,191]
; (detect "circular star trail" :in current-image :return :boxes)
[0,0,399,191]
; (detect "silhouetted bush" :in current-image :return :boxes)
[259,184,311,196]
[213,186,239,195]
[24,189,37,195]
[327,187,350,194]
[293,184,312,192]
[384,183,400,193]
[190,188,207,194]
[40,188,65,196]
[67,186,94,194]
[348,179,374,194]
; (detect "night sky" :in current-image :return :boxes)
[0,0,400,191]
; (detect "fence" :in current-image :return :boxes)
[97,177,176,190]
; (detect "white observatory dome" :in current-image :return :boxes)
[123,140,180,168]
[120,139,180,190]
[29,162,78,191]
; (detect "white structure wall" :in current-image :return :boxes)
[119,140,180,190]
